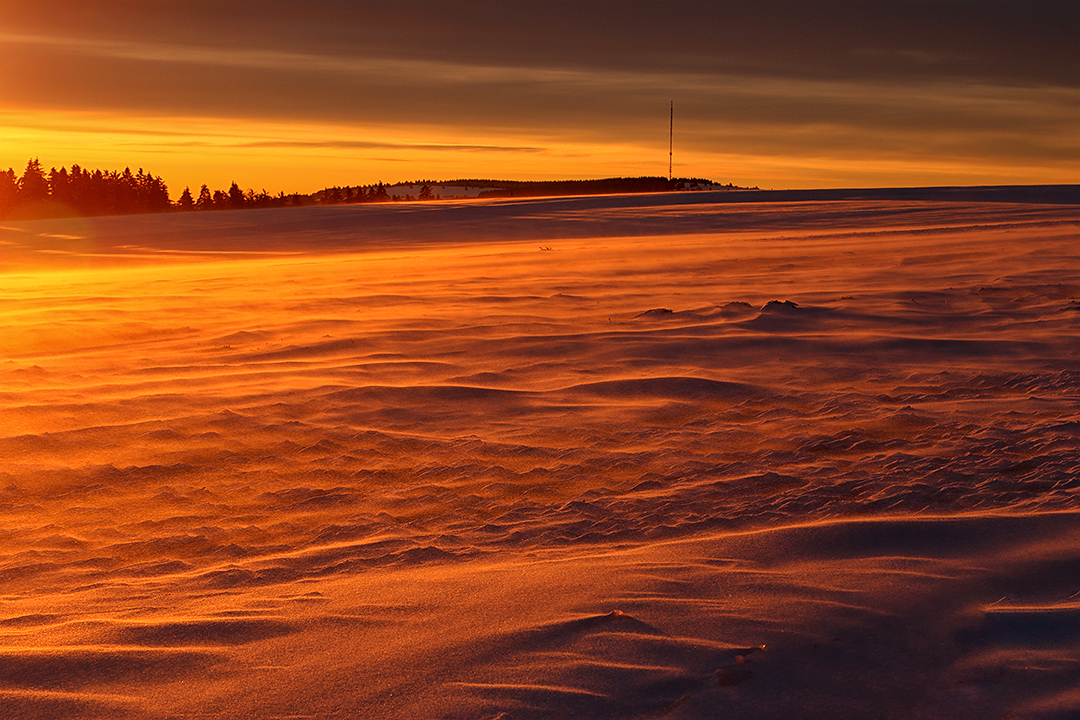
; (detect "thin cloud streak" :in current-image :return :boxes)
[239,141,544,153]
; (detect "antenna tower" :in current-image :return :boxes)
[668,101,673,182]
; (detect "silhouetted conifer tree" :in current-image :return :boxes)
[88,170,106,214]
[18,158,49,205]
[115,167,138,214]
[0,168,17,218]
[136,168,170,212]
[48,167,72,207]
[228,182,245,209]
[194,185,211,210]
[178,187,195,210]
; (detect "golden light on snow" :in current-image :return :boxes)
[1,194,1078,717]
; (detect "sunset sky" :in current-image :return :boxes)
[2,0,1077,195]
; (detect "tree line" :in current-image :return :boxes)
[1,158,171,219]
[2,157,729,221]
[460,176,724,197]
[177,181,402,211]
[0,158,407,220]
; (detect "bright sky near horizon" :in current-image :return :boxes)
[1,0,1077,196]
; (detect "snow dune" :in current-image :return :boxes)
[0,192,1077,718]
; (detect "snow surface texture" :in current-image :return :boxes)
[0,193,1077,719]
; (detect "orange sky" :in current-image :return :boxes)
[1,1,1077,195]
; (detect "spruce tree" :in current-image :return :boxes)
[196,184,213,210]
[18,158,49,204]
[228,182,245,209]
[0,168,18,218]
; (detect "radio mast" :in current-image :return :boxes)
[668,101,673,182]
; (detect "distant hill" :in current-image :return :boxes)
[446,177,738,198]
[323,177,745,203]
